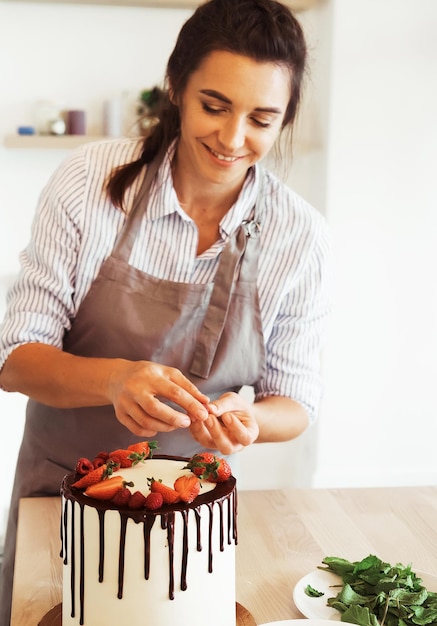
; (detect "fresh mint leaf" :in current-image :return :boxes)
[317,554,437,626]
[305,584,324,597]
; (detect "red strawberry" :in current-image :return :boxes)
[148,477,181,505]
[72,464,110,489]
[108,449,135,468]
[128,491,148,510]
[111,486,132,507]
[145,492,163,510]
[93,451,109,468]
[85,475,125,501]
[127,440,158,458]
[210,457,232,483]
[184,453,232,482]
[75,457,94,475]
[174,475,201,503]
[184,452,217,477]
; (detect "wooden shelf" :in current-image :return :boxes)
[4,134,108,149]
[4,0,319,11]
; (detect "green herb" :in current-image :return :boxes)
[318,554,437,626]
[305,584,324,597]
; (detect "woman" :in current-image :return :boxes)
[0,0,331,623]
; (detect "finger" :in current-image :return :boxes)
[205,393,239,417]
[189,421,216,449]
[221,412,254,446]
[203,415,244,455]
[155,380,209,422]
[169,370,210,405]
[118,399,191,433]
[120,414,159,438]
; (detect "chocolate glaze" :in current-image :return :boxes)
[61,455,237,625]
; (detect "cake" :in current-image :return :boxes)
[60,443,237,626]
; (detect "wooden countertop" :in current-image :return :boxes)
[11,485,437,625]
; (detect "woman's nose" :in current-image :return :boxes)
[218,116,246,152]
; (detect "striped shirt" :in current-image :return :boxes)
[0,138,331,423]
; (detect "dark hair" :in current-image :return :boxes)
[107,0,307,210]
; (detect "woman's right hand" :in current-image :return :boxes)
[0,344,209,437]
[107,359,210,437]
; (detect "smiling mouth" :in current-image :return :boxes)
[208,146,240,162]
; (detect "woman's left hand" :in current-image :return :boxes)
[189,391,259,455]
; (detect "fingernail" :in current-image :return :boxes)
[196,408,208,420]
[180,417,191,428]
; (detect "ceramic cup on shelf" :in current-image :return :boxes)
[66,110,86,135]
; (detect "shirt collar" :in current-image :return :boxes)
[146,140,262,237]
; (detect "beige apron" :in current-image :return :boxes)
[0,155,266,626]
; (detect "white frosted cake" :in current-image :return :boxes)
[60,446,237,626]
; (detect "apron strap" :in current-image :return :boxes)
[190,177,264,380]
[111,152,164,263]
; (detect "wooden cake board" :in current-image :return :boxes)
[39,602,257,625]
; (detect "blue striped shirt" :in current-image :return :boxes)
[0,138,331,423]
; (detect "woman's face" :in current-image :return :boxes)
[174,50,291,191]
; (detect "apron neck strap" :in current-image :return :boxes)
[111,151,165,262]
[189,170,265,379]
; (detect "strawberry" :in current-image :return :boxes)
[111,487,132,507]
[145,492,163,510]
[209,457,232,483]
[174,475,201,503]
[184,452,217,477]
[93,451,109,468]
[72,464,111,489]
[148,477,181,505]
[127,440,158,458]
[109,447,151,468]
[75,457,94,475]
[108,449,135,468]
[85,475,125,501]
[128,491,148,510]
[184,453,232,482]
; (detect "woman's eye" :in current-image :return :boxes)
[252,118,271,129]
[202,102,224,115]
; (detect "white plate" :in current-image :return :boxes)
[292,568,437,621]
[260,621,343,626]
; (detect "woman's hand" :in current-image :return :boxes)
[108,360,210,437]
[189,391,259,455]
[0,344,209,437]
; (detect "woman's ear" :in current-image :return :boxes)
[168,84,177,105]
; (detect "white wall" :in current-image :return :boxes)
[313,0,437,487]
[0,0,436,541]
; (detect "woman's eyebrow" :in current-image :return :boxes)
[199,89,283,114]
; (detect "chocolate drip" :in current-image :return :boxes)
[61,456,237,624]
[207,503,213,573]
[180,510,189,591]
[70,500,76,619]
[97,510,105,582]
[117,514,128,599]
[164,513,176,599]
[62,498,68,563]
[143,514,156,579]
[226,495,231,545]
[194,507,202,551]
[79,504,85,625]
[218,500,224,551]
[233,490,238,544]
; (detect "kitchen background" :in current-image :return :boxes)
[0,0,436,555]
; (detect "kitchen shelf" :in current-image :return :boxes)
[4,134,108,149]
[4,0,318,11]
